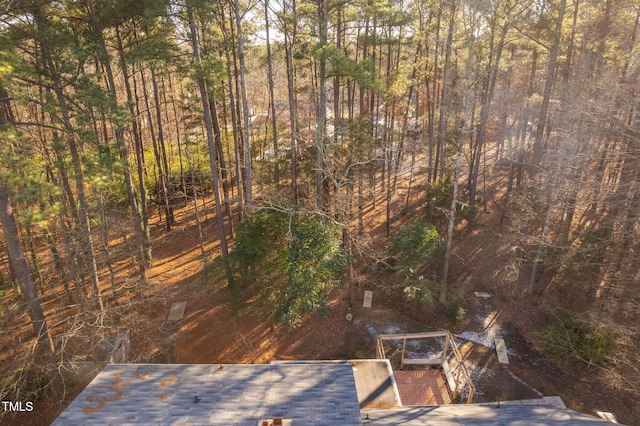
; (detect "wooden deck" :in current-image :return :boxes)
[394,370,451,406]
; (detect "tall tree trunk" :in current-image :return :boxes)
[150,68,175,225]
[229,20,247,215]
[561,0,580,86]
[66,128,103,310]
[440,128,462,303]
[233,0,254,211]
[427,7,441,185]
[140,66,172,231]
[283,0,299,203]
[264,0,280,187]
[441,17,475,302]
[51,131,78,223]
[434,3,456,182]
[531,0,566,175]
[147,66,176,229]
[334,3,343,135]
[113,25,152,267]
[469,15,509,208]
[165,73,189,204]
[0,185,55,355]
[32,7,104,309]
[184,135,207,258]
[24,226,44,295]
[219,12,245,221]
[315,0,328,210]
[528,198,554,295]
[186,1,229,262]
[208,96,235,238]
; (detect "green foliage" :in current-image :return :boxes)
[402,281,435,310]
[386,219,442,268]
[1,289,21,325]
[316,45,382,92]
[424,175,475,229]
[76,144,130,213]
[0,367,49,404]
[143,140,213,202]
[446,303,466,325]
[200,255,228,292]
[424,175,454,227]
[540,312,614,367]
[557,228,611,284]
[387,220,442,310]
[230,210,348,328]
[0,288,21,306]
[0,132,61,225]
[94,0,169,29]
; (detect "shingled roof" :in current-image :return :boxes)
[52,361,612,425]
[361,405,611,425]
[51,363,362,425]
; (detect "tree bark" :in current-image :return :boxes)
[150,67,176,226]
[528,199,554,295]
[469,13,510,208]
[434,3,456,182]
[114,25,152,267]
[88,0,150,281]
[233,0,254,211]
[531,0,566,174]
[440,127,462,303]
[186,1,229,261]
[0,186,55,355]
[283,0,299,204]
[264,0,280,187]
[219,12,245,221]
[315,0,329,210]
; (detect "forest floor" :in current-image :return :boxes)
[2,159,637,425]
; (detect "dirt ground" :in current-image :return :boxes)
[127,180,635,426]
[2,159,637,425]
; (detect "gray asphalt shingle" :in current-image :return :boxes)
[51,361,611,425]
[361,405,610,425]
[51,363,363,426]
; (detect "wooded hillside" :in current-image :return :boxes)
[1,0,639,423]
